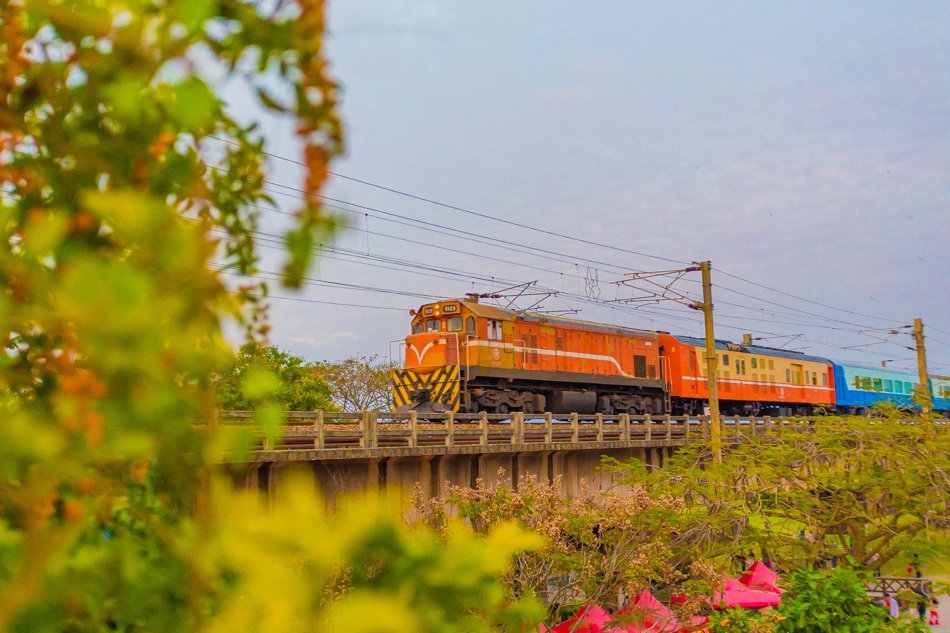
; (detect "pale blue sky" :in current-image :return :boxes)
[230,1,950,372]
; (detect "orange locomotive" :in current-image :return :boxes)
[392,297,836,416]
[391,296,668,414]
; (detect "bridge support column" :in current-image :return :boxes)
[515,451,552,488]
[384,456,434,505]
[435,454,476,498]
[478,453,515,488]
[552,451,579,498]
[313,459,382,507]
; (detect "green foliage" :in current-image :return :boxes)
[610,412,950,573]
[0,1,542,631]
[708,607,783,633]
[215,344,335,411]
[775,568,927,633]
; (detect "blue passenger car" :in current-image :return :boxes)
[931,376,950,412]
[832,361,921,413]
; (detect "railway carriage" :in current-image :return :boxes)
[659,334,835,415]
[831,361,923,414]
[932,376,950,412]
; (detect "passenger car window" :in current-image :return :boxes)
[446,316,462,332]
[821,373,827,387]
[751,358,757,369]
[895,382,903,394]
[425,319,441,332]
[883,379,893,392]
[722,354,730,366]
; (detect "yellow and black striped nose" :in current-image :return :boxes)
[391,365,460,413]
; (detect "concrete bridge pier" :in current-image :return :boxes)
[240,444,681,508]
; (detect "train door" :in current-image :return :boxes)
[539,324,556,371]
[554,328,567,372]
[790,363,804,396]
[521,323,541,371]
[688,350,699,394]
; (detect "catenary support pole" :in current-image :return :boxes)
[699,261,722,463]
[913,317,931,419]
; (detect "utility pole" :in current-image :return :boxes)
[609,260,722,463]
[912,317,931,417]
[699,262,722,463]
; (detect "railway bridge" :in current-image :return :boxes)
[205,411,808,506]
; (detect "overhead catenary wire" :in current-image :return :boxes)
[8,176,950,368]
[205,136,910,325]
[208,135,689,267]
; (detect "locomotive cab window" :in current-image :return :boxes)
[487,320,503,341]
[425,318,441,332]
[446,316,462,332]
[465,317,476,337]
[412,322,423,334]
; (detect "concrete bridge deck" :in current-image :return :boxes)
[203,411,820,503]
[205,411,813,462]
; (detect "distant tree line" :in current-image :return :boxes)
[214,345,393,412]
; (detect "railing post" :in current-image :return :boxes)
[409,410,418,447]
[595,413,604,442]
[765,416,773,434]
[545,412,553,443]
[361,410,377,449]
[445,411,455,447]
[701,415,709,439]
[512,412,525,444]
[621,413,630,441]
[665,414,672,441]
[734,416,741,438]
[571,413,579,442]
[644,413,652,441]
[480,411,489,445]
[314,410,325,449]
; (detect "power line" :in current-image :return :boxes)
[205,136,914,326]
[208,135,689,267]
[716,269,906,324]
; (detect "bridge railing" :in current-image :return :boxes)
[197,411,824,453]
